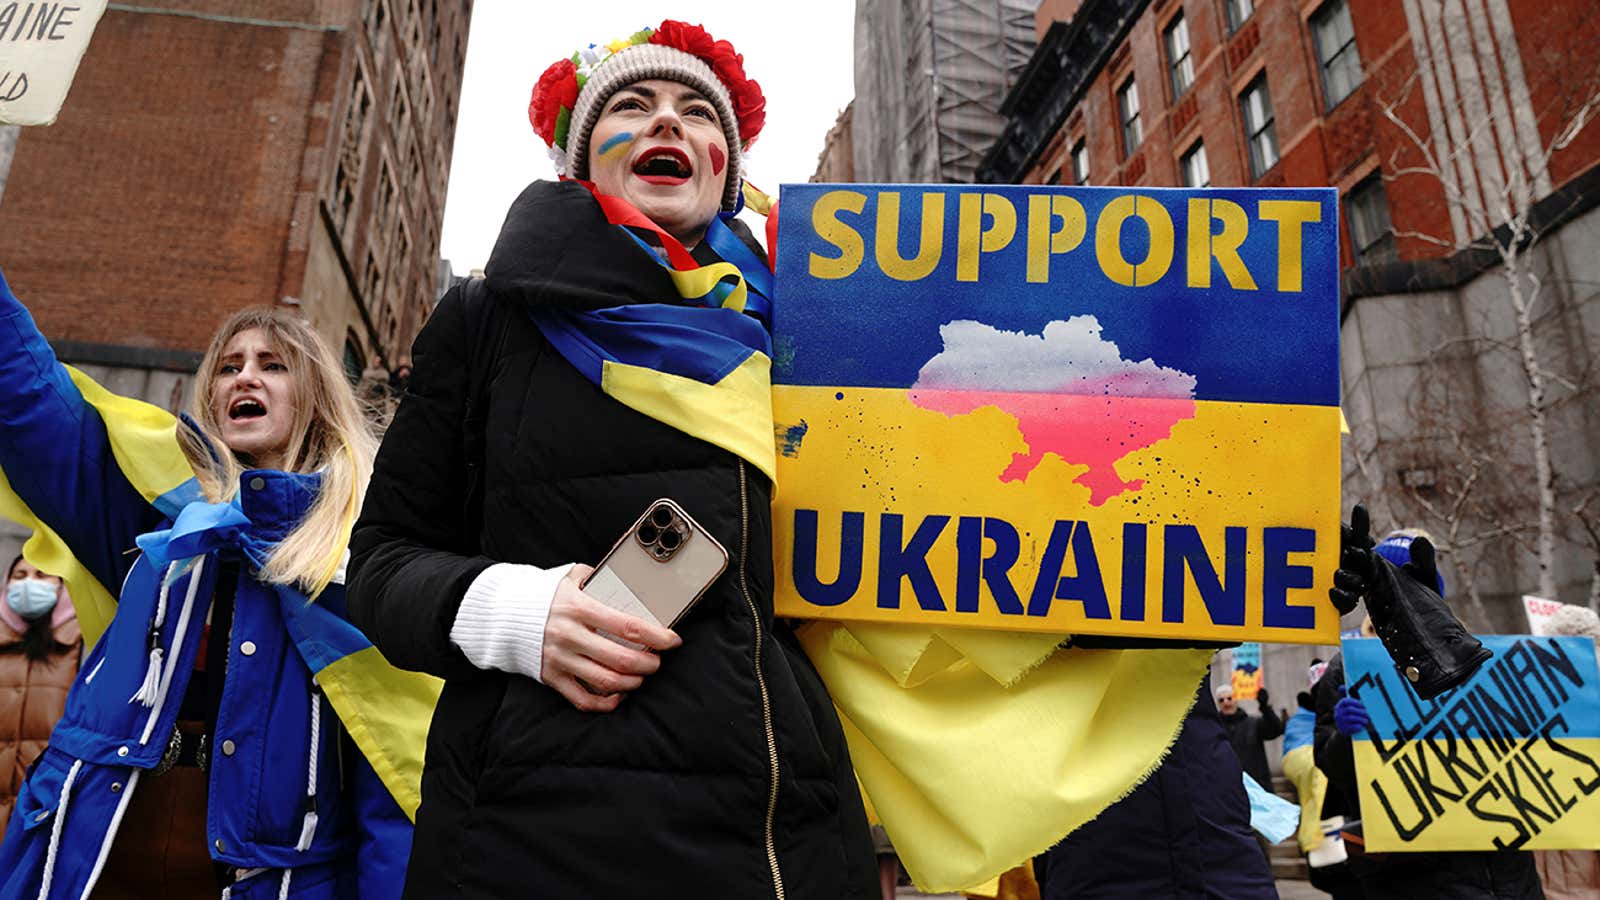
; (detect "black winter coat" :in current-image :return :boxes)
[1219,703,1283,790]
[1312,654,1544,900]
[348,181,877,900]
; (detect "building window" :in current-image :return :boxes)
[1046,167,1062,186]
[1071,138,1090,184]
[1311,0,1362,109]
[1345,175,1396,265]
[1239,76,1278,179]
[1165,15,1194,99]
[1180,142,1211,187]
[1224,0,1254,33]
[1117,78,1142,158]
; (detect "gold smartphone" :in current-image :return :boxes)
[582,499,729,643]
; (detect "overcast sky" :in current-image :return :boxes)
[438,1,857,272]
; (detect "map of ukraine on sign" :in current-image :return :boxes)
[770,184,1341,644]
[0,1,110,126]
[1344,636,1600,852]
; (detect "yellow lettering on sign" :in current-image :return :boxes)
[876,192,946,282]
[1026,194,1088,283]
[956,193,1018,282]
[1187,198,1258,290]
[1259,200,1322,293]
[1095,195,1174,287]
[808,190,867,280]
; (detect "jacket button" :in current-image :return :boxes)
[240,641,257,656]
[1404,666,1421,682]
[33,811,49,823]
[215,839,226,853]
[221,739,236,756]
[110,782,122,793]
[116,746,129,757]
[249,476,266,491]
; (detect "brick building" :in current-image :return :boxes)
[0,0,470,562]
[812,101,855,182]
[0,0,470,400]
[979,1,1600,628]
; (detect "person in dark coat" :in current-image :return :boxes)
[346,19,877,900]
[1033,680,1278,899]
[1216,682,1283,790]
[1314,530,1543,899]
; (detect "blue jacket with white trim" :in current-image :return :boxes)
[0,273,410,899]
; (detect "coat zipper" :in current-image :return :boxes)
[739,461,786,899]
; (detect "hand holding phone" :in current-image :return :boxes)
[540,565,681,713]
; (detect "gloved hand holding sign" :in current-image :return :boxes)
[1328,505,1492,700]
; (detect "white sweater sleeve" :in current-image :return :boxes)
[449,562,570,683]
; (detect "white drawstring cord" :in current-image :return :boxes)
[129,562,177,707]
[36,759,84,900]
[276,869,292,900]
[137,556,206,746]
[294,684,321,852]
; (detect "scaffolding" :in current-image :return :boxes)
[852,0,1037,184]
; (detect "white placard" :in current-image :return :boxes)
[0,2,111,126]
[1524,593,1563,636]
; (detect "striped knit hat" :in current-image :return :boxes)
[529,21,766,211]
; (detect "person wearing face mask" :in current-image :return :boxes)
[347,19,877,899]
[0,270,426,898]
[0,557,81,843]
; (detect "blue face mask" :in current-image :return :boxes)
[6,579,59,621]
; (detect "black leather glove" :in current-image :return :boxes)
[1255,686,1271,710]
[1328,505,1493,700]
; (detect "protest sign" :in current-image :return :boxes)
[1344,635,1600,852]
[0,1,110,126]
[769,184,1341,644]
[1232,642,1263,699]
[1523,595,1562,636]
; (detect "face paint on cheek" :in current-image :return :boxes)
[598,132,634,160]
[709,144,725,176]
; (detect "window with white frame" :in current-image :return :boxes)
[1225,0,1254,32]
[1345,175,1396,265]
[1311,0,1363,109]
[1117,77,1142,157]
[1239,76,1278,179]
[1071,138,1090,184]
[1166,15,1194,99]
[1180,142,1211,188]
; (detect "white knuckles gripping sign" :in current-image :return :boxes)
[0,2,110,126]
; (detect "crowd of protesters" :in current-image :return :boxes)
[0,14,1596,900]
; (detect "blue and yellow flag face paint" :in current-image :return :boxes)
[771,184,1341,644]
[1345,635,1600,852]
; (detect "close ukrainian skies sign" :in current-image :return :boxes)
[1344,636,1600,851]
[770,184,1341,644]
[0,2,110,126]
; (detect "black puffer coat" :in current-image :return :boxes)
[348,181,877,900]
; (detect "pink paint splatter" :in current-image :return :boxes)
[909,389,1196,505]
[709,143,725,176]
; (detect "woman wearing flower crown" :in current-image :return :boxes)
[347,19,878,900]
[0,288,418,898]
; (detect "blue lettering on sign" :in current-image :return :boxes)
[1120,522,1149,621]
[1028,520,1110,619]
[1263,527,1317,629]
[792,509,863,607]
[877,513,949,611]
[955,516,1025,615]
[1162,525,1247,627]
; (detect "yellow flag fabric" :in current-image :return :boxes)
[799,621,1212,892]
[1281,744,1328,853]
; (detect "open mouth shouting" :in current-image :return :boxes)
[228,395,269,422]
[632,146,694,185]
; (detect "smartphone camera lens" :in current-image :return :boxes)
[658,529,682,551]
[637,524,659,545]
[651,506,674,529]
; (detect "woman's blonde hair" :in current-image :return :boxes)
[180,307,376,597]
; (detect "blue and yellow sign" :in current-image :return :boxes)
[1345,636,1600,851]
[770,184,1341,644]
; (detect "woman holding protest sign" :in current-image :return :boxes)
[0,272,423,898]
[345,19,877,899]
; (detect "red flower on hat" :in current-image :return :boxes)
[529,57,579,147]
[649,20,766,146]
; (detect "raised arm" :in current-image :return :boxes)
[0,266,164,590]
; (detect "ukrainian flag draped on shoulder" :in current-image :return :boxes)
[521,179,777,481]
[0,269,438,820]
